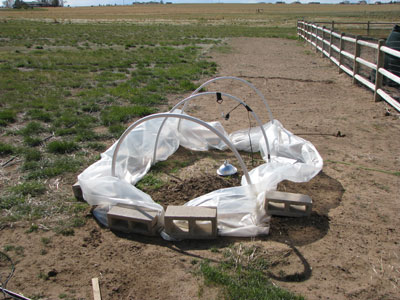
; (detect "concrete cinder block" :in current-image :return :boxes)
[164,206,217,239]
[265,191,312,217]
[72,182,84,201]
[107,205,158,236]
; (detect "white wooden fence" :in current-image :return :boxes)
[297,20,400,112]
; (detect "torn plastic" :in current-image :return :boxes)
[77,77,323,239]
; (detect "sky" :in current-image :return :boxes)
[65,0,384,7]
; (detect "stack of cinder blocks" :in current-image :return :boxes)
[265,191,312,217]
[164,206,217,239]
[107,204,159,236]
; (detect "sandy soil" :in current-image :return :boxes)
[1,38,399,300]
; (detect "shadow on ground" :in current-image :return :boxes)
[110,170,344,283]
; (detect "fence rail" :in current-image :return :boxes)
[313,21,397,37]
[297,20,400,112]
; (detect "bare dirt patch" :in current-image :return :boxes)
[1,37,399,300]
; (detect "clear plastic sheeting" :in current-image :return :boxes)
[244,120,323,193]
[178,120,229,151]
[77,77,323,239]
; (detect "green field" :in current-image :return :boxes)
[0,16,301,228]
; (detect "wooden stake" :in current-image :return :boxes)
[92,278,102,300]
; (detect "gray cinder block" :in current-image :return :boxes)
[164,206,217,239]
[265,191,312,217]
[107,205,159,236]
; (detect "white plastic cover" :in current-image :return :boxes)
[78,111,323,238]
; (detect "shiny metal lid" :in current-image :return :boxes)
[217,160,237,176]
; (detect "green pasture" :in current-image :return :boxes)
[0,20,296,227]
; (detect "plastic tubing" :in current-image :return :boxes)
[152,92,271,164]
[111,113,253,185]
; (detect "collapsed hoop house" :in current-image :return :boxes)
[78,77,323,238]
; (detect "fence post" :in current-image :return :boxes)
[329,27,333,58]
[310,24,314,50]
[306,22,309,41]
[374,39,385,102]
[300,21,303,38]
[322,26,326,57]
[352,36,361,84]
[314,23,318,52]
[367,21,370,36]
[339,33,345,74]
[331,20,335,32]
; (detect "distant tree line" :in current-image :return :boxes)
[3,0,64,8]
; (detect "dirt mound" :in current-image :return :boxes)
[150,174,241,207]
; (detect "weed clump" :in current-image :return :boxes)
[47,140,79,154]
[136,173,165,190]
[0,142,15,156]
[18,121,45,136]
[0,110,16,126]
[23,148,42,161]
[24,136,42,147]
[0,195,25,210]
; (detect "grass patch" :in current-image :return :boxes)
[17,121,45,136]
[136,173,165,190]
[3,245,25,256]
[0,195,25,210]
[0,142,15,156]
[100,105,156,126]
[86,142,106,152]
[212,44,233,54]
[24,136,42,147]
[0,110,16,126]
[25,157,83,179]
[47,140,80,154]
[26,224,39,233]
[23,148,42,161]
[198,245,304,300]
[41,237,51,245]
[10,181,46,197]
[152,159,192,173]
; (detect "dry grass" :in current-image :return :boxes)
[369,251,400,291]
[1,4,400,26]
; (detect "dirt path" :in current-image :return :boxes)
[202,37,400,299]
[1,38,399,300]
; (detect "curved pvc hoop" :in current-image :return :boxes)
[190,76,274,123]
[152,92,271,164]
[111,113,253,185]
